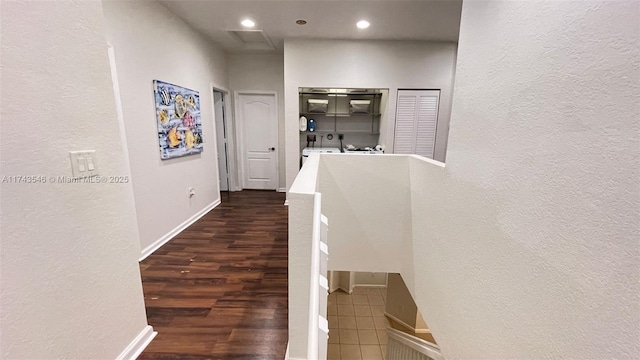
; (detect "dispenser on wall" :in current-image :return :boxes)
[299,116,307,131]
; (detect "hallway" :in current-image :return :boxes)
[138,191,288,359]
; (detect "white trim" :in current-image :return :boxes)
[139,199,221,261]
[210,86,224,191]
[211,83,239,192]
[284,199,289,206]
[307,193,323,360]
[107,45,143,254]
[328,271,340,293]
[210,81,230,94]
[351,284,387,288]
[116,325,157,360]
[234,90,279,190]
[228,93,240,191]
[384,312,431,334]
[278,187,287,193]
[348,271,356,294]
[386,327,443,360]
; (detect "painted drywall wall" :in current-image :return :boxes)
[284,40,458,189]
[386,274,424,331]
[415,310,428,332]
[313,146,637,357]
[289,153,417,359]
[354,272,387,286]
[0,1,150,358]
[289,1,639,356]
[319,155,416,277]
[288,153,322,359]
[102,1,228,255]
[407,1,640,357]
[227,53,286,191]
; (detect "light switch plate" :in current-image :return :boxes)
[69,150,98,178]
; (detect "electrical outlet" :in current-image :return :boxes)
[338,134,344,140]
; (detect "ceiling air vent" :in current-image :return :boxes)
[228,30,275,51]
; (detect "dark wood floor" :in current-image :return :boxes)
[138,190,288,360]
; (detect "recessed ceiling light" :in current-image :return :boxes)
[296,20,307,25]
[241,19,255,28]
[356,20,370,29]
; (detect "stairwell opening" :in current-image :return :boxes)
[326,271,441,360]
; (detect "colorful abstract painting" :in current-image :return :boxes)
[153,80,203,159]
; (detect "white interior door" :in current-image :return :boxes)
[238,93,277,190]
[214,91,229,191]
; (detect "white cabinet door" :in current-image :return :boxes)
[237,93,278,190]
[393,90,440,159]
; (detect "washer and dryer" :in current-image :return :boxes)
[301,147,341,166]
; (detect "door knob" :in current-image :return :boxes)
[269,147,275,151]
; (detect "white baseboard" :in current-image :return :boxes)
[116,325,157,360]
[278,187,287,193]
[384,312,430,334]
[139,199,221,261]
[284,199,289,206]
[353,284,387,288]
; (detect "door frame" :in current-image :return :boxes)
[210,83,239,191]
[234,90,280,191]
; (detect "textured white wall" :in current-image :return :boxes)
[386,273,421,330]
[288,154,322,359]
[289,0,639,357]
[227,53,286,190]
[102,1,228,255]
[409,1,639,357]
[0,1,149,358]
[288,154,421,359]
[284,40,458,190]
[319,155,414,275]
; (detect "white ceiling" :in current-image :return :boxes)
[159,0,463,52]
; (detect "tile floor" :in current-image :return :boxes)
[327,287,389,360]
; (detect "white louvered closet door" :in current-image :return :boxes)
[393,90,440,159]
